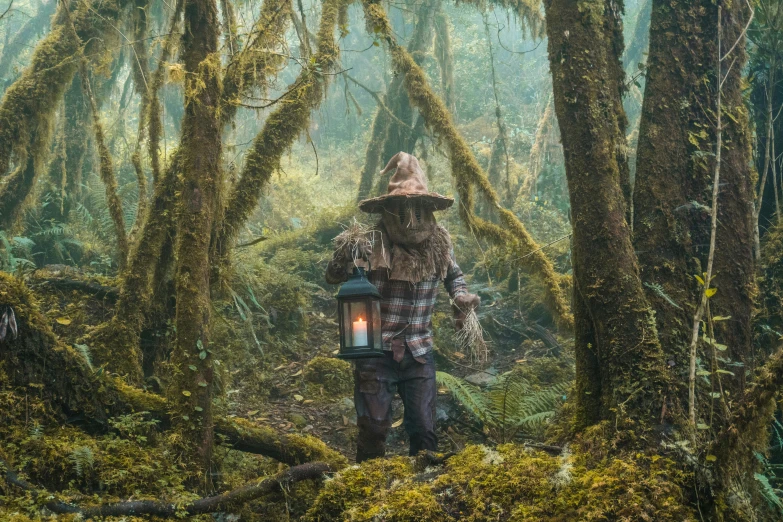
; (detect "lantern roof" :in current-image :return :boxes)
[336,267,382,299]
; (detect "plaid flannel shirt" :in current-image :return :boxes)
[368,252,468,358]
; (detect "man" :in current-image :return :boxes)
[325,152,480,462]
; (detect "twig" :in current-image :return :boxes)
[689,4,724,427]
[236,236,268,248]
[720,0,754,61]
[343,73,414,131]
[0,0,13,21]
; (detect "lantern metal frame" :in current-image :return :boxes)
[336,266,384,360]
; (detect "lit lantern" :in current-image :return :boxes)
[336,266,384,359]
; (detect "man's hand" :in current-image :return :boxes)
[452,293,480,330]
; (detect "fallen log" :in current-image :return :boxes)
[2,457,329,517]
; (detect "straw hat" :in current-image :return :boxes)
[358,152,454,213]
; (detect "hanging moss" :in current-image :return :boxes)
[215,0,342,261]
[360,0,573,331]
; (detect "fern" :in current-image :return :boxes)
[436,371,493,425]
[755,472,783,513]
[69,446,95,478]
[643,282,681,309]
[438,370,570,442]
[73,343,93,370]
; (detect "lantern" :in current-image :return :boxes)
[336,266,384,359]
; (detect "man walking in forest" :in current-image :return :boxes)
[326,152,480,462]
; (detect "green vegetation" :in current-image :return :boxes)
[1,0,783,519]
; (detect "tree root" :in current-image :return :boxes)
[2,457,329,517]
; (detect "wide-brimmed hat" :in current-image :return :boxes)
[359,152,454,213]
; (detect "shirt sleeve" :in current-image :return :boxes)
[444,249,468,299]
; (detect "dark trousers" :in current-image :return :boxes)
[353,349,438,462]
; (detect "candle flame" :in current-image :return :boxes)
[356,317,365,322]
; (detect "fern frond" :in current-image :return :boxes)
[69,446,95,478]
[436,371,493,425]
[755,472,783,512]
[73,343,93,370]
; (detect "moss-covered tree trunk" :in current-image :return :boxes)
[171,0,222,483]
[543,0,670,430]
[633,0,755,415]
[0,0,128,229]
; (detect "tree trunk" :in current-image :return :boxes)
[171,0,223,484]
[633,0,755,418]
[543,0,671,429]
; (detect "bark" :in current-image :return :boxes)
[147,0,185,186]
[0,0,128,228]
[543,0,671,428]
[129,0,151,239]
[434,5,455,115]
[172,0,223,480]
[380,0,435,163]
[79,60,129,268]
[356,0,435,202]
[356,103,391,201]
[633,0,755,412]
[85,153,179,382]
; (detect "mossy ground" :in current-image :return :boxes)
[307,437,694,521]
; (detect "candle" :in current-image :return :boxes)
[353,317,368,346]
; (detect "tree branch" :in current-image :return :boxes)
[1,458,329,518]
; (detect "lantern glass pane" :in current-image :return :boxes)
[343,300,369,347]
[372,299,382,348]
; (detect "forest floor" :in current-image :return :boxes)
[28,263,553,463]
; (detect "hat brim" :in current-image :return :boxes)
[358,193,454,213]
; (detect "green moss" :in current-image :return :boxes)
[216,0,343,259]
[305,440,695,521]
[304,356,352,395]
[304,456,415,521]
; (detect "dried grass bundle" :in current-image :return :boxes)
[334,219,377,264]
[456,309,488,364]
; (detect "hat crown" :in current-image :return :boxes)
[357,152,454,213]
[383,152,430,197]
